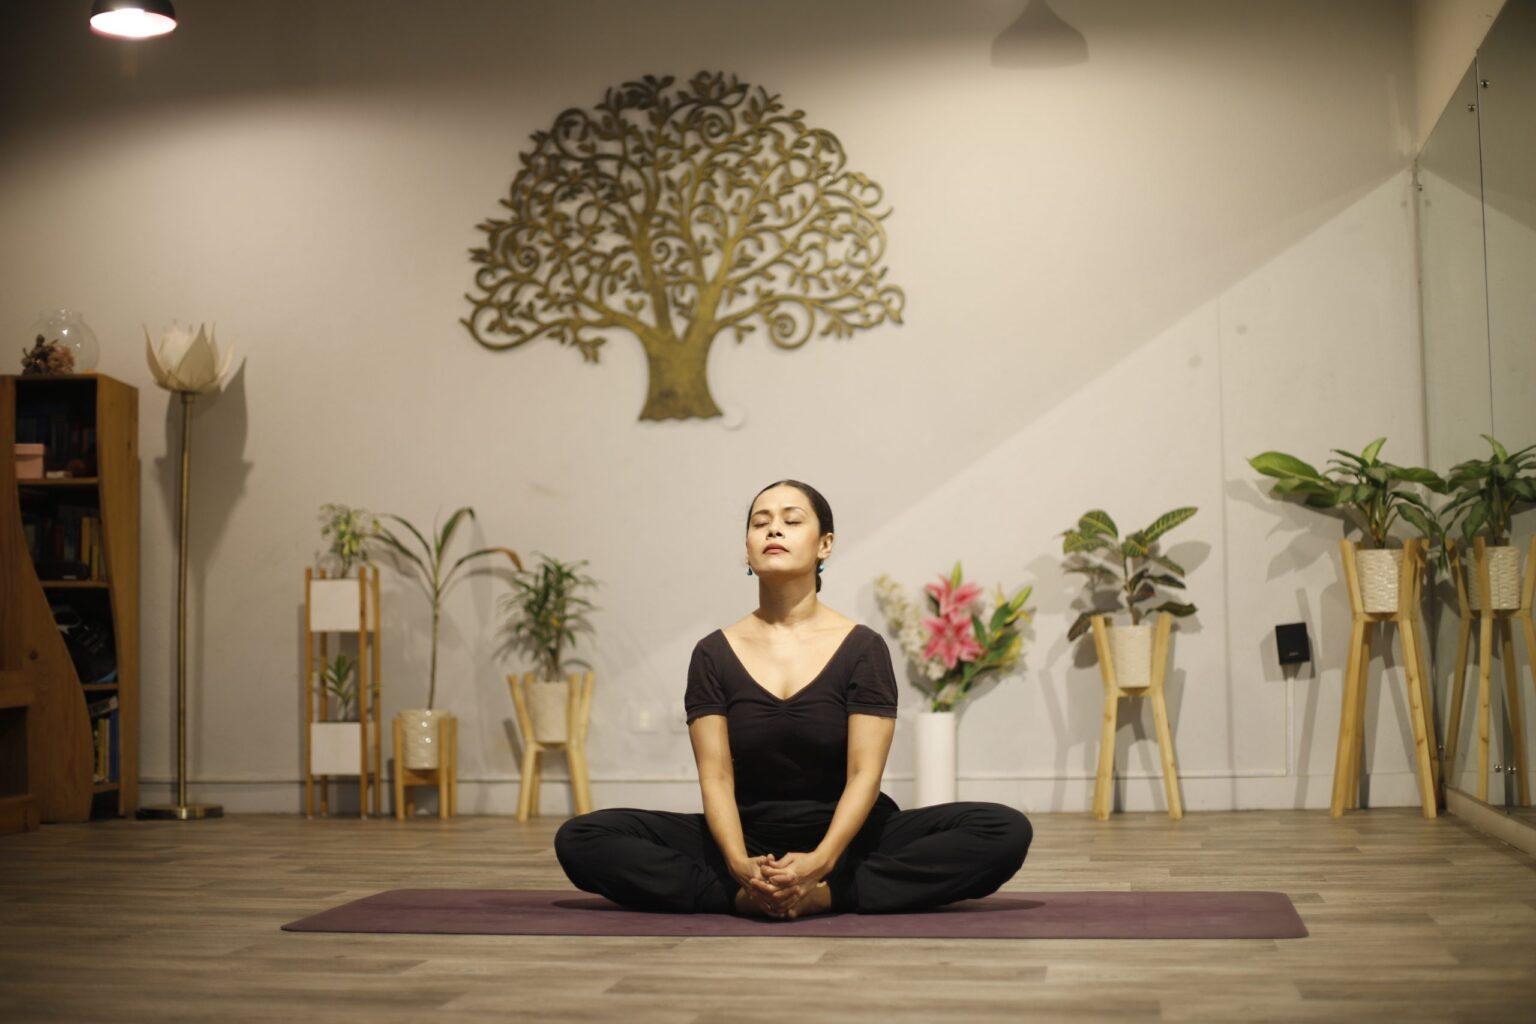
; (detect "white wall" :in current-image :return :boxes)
[1412,0,1505,150]
[0,0,1430,815]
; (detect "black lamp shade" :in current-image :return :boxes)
[90,0,177,39]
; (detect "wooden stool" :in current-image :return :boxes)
[508,671,594,822]
[1443,536,1534,806]
[1090,612,1182,820]
[1330,538,1439,818]
[392,714,457,819]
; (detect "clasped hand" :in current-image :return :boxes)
[733,850,829,918]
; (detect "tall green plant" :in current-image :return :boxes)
[1248,438,1445,548]
[1061,507,1198,641]
[498,553,600,680]
[1441,435,1536,544]
[373,507,522,709]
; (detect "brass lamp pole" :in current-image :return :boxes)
[138,323,237,821]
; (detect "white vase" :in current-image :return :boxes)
[527,679,571,744]
[1355,548,1404,614]
[397,708,447,769]
[1468,545,1521,611]
[1108,623,1154,688]
[309,721,363,775]
[914,709,957,807]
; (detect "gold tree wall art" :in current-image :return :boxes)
[462,72,906,421]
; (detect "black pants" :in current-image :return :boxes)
[554,792,1032,915]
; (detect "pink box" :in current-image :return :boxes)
[14,443,45,479]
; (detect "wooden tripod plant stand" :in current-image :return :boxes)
[302,567,383,818]
[508,671,594,822]
[1329,538,1439,818]
[392,714,458,819]
[1089,612,1183,820]
[1442,536,1534,806]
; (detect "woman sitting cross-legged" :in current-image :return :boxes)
[554,479,1033,917]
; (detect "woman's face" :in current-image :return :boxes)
[746,484,829,581]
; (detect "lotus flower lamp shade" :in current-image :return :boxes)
[90,0,177,39]
[138,322,238,822]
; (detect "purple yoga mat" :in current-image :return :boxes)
[281,889,1307,939]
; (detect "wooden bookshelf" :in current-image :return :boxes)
[1,372,139,823]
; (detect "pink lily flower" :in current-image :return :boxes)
[921,612,984,669]
[924,575,982,618]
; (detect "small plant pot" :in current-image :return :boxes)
[914,709,956,807]
[309,576,374,632]
[1108,623,1154,688]
[1468,544,1521,611]
[397,708,449,769]
[309,721,363,775]
[1355,548,1404,614]
[526,679,572,744]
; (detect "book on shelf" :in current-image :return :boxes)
[91,710,120,784]
[20,502,106,580]
[14,404,97,478]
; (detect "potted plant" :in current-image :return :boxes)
[497,552,600,744]
[1248,438,1445,613]
[1061,507,1198,686]
[310,503,379,630]
[1441,435,1536,610]
[373,506,522,769]
[873,563,1033,806]
[309,653,365,775]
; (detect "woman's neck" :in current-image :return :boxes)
[753,578,820,629]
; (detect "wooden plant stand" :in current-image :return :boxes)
[1443,536,1535,806]
[1089,612,1182,820]
[302,566,382,818]
[1329,538,1440,818]
[508,671,594,822]
[392,713,457,819]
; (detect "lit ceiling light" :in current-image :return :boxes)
[90,0,177,40]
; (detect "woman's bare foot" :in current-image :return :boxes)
[783,881,833,919]
[734,886,782,917]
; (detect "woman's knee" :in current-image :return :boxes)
[553,810,611,867]
[979,802,1032,866]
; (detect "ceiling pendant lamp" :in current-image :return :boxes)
[89,0,178,40]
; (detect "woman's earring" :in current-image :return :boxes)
[817,563,824,574]
[746,565,754,576]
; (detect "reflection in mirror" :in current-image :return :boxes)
[1477,0,1536,820]
[1417,64,1493,803]
[1422,0,1536,820]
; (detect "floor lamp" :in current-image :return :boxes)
[137,323,238,821]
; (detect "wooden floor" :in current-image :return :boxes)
[2,808,1535,1022]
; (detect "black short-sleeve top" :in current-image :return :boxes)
[683,623,899,807]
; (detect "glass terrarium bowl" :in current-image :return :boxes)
[26,308,100,373]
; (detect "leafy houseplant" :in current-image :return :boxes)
[373,507,522,769]
[319,503,379,576]
[1248,438,1447,613]
[1441,435,1536,610]
[1061,508,1198,639]
[1060,507,1198,688]
[874,563,1033,807]
[310,653,364,776]
[498,553,599,744]
[1247,438,1445,548]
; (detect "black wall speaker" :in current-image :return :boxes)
[1275,622,1311,666]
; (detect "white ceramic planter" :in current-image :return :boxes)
[397,708,449,769]
[915,709,957,807]
[309,576,375,632]
[1108,623,1153,688]
[526,679,571,744]
[1468,544,1521,611]
[1356,548,1405,614]
[309,721,363,775]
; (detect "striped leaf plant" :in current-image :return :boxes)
[1061,507,1199,642]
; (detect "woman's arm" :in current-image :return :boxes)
[813,713,897,869]
[688,715,751,871]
